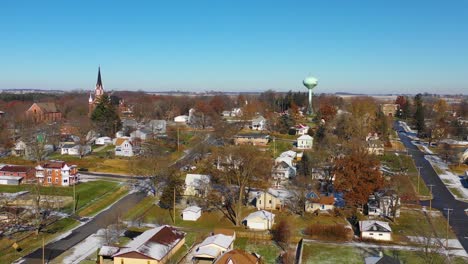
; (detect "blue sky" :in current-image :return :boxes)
[0,0,467,94]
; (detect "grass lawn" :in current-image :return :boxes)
[391,208,456,239]
[0,181,121,213]
[302,242,467,264]
[448,187,465,199]
[276,212,348,238]
[236,237,281,264]
[268,140,294,157]
[433,165,446,175]
[302,243,362,264]
[123,196,156,221]
[448,164,468,175]
[77,186,128,217]
[0,217,80,264]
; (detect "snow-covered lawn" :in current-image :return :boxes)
[425,155,468,200]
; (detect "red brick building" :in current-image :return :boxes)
[35,160,78,186]
[26,102,62,122]
[0,165,35,185]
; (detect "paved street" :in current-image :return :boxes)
[17,133,214,263]
[19,191,146,264]
[396,123,468,253]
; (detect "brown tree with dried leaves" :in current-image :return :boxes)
[332,148,384,207]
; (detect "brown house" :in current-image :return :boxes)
[26,102,62,122]
[0,165,35,184]
[215,249,260,264]
[35,160,78,186]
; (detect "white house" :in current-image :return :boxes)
[174,115,189,124]
[255,188,291,210]
[184,174,210,197]
[182,206,202,221]
[294,124,310,135]
[147,120,167,134]
[95,136,112,145]
[251,116,267,131]
[359,220,392,241]
[271,161,296,182]
[193,233,235,262]
[366,133,384,156]
[297,135,313,149]
[305,191,335,212]
[12,140,28,157]
[130,128,153,141]
[114,138,134,157]
[61,144,91,156]
[242,210,275,230]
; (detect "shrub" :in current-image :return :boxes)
[303,224,348,240]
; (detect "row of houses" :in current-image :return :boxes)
[0,160,78,186]
[99,226,262,264]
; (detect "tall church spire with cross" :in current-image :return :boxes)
[89,66,105,116]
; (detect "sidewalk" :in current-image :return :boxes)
[424,155,468,201]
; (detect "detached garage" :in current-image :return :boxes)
[242,210,275,230]
[182,206,202,221]
[0,176,23,185]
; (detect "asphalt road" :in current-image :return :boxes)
[19,191,146,264]
[395,123,468,253]
[19,134,214,263]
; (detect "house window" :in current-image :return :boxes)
[55,178,59,183]
[269,200,272,204]
[64,179,68,183]
[369,233,374,235]
[259,200,261,205]
[47,177,51,183]
[379,234,383,236]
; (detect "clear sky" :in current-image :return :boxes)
[0,0,467,94]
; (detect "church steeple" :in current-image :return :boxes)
[96,66,103,88]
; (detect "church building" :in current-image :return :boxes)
[88,66,105,116]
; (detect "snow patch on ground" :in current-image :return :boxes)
[424,155,468,200]
[62,229,105,264]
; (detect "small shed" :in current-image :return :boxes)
[182,206,202,221]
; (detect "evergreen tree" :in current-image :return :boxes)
[159,175,184,209]
[90,94,122,137]
[413,94,425,135]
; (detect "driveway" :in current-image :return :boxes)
[395,122,468,253]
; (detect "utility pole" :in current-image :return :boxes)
[42,236,45,264]
[73,178,76,214]
[177,127,180,152]
[428,184,434,212]
[173,188,176,225]
[444,208,453,248]
[416,166,423,194]
[273,136,276,157]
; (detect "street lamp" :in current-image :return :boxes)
[444,208,453,249]
[416,166,422,195]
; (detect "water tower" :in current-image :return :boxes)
[303,76,318,115]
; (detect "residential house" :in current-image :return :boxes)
[305,191,335,212]
[365,253,400,264]
[59,135,79,148]
[182,206,202,221]
[12,140,28,157]
[174,115,189,124]
[193,233,235,263]
[215,249,260,264]
[294,124,310,135]
[130,128,153,141]
[222,108,242,118]
[112,225,185,264]
[367,190,400,219]
[35,160,78,186]
[234,134,269,146]
[242,210,275,230]
[271,161,296,184]
[147,120,167,134]
[359,220,392,241]
[254,188,291,210]
[0,165,35,185]
[251,116,267,131]
[95,136,112,145]
[26,102,62,122]
[381,104,398,117]
[114,138,134,157]
[297,135,313,149]
[184,174,210,197]
[366,133,384,156]
[121,119,138,130]
[61,144,91,156]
